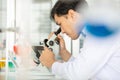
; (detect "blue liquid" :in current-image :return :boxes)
[85,22,116,37]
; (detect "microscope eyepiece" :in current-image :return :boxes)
[54,28,61,35]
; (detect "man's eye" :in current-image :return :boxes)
[56,22,61,26]
[58,23,61,26]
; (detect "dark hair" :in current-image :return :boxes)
[50,0,88,20]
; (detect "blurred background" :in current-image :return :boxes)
[0,0,120,80]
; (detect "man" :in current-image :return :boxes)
[40,0,120,80]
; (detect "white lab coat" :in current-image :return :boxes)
[51,31,120,80]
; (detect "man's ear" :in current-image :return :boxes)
[68,9,76,20]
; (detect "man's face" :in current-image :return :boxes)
[54,10,81,40]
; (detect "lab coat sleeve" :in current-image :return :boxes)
[51,56,75,79]
[51,35,120,80]
[52,62,69,79]
[52,53,93,80]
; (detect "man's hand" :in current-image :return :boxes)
[40,47,56,68]
[57,35,71,61]
[57,34,66,50]
[48,32,71,61]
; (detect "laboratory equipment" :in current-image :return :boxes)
[32,28,61,64]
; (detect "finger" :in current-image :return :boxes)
[57,35,64,45]
[40,59,44,66]
[44,47,50,51]
[41,50,44,54]
[57,34,62,38]
[40,63,44,67]
[58,34,64,41]
[40,55,44,65]
[44,46,48,49]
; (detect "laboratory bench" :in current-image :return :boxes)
[0,72,63,80]
[0,65,65,80]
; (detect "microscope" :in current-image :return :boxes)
[32,28,61,65]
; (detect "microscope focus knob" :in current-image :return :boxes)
[49,40,54,46]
